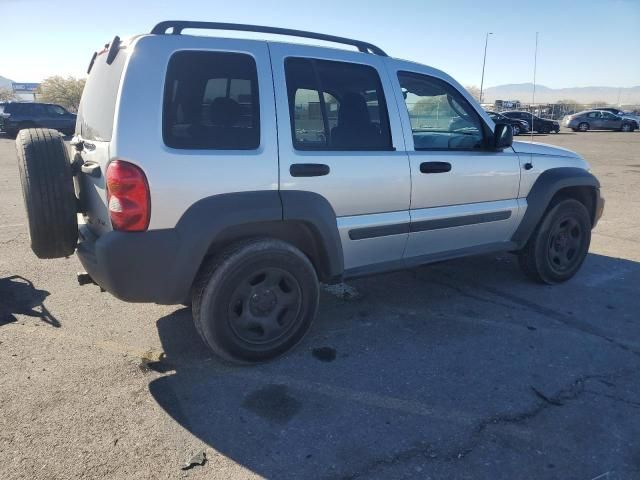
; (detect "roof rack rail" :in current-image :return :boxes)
[150,21,388,56]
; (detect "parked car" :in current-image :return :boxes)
[597,107,640,128]
[486,110,529,135]
[563,110,637,132]
[501,111,560,133]
[14,22,603,363]
[0,102,76,137]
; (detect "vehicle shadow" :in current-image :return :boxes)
[0,275,59,327]
[148,252,640,479]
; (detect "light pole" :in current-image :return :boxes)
[479,32,493,105]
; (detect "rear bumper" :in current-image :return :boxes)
[76,225,187,304]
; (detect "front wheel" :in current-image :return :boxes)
[578,122,589,132]
[621,123,633,132]
[192,238,319,363]
[518,199,591,284]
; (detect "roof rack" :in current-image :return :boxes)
[150,21,388,56]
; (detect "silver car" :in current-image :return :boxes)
[564,110,637,132]
[14,21,604,362]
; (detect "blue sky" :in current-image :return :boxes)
[1,0,638,88]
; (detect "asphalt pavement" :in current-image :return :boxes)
[1,130,639,480]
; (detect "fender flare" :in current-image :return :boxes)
[167,190,343,302]
[511,167,600,248]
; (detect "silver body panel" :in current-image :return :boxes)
[77,34,592,273]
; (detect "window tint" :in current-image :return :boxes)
[587,112,601,118]
[163,51,260,150]
[285,58,392,150]
[31,104,47,116]
[47,105,67,116]
[77,49,127,141]
[601,112,617,119]
[398,72,483,150]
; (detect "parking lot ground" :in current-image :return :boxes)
[1,130,639,480]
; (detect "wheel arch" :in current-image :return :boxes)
[512,167,600,249]
[169,190,343,303]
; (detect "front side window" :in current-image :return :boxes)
[285,57,392,150]
[587,112,601,119]
[47,105,67,116]
[398,72,484,150]
[163,51,260,150]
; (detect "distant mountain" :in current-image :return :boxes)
[0,75,13,90]
[483,83,640,105]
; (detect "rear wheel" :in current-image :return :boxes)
[578,122,589,132]
[518,199,591,284]
[15,128,78,258]
[192,238,319,363]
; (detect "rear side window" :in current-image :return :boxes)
[163,51,260,150]
[77,50,127,141]
[285,57,392,151]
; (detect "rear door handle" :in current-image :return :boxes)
[290,163,330,177]
[420,161,451,174]
[81,162,101,177]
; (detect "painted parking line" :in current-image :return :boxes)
[0,224,24,229]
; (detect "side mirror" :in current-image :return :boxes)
[493,123,513,149]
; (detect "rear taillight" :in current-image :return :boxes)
[106,160,150,232]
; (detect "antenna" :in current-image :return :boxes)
[530,32,538,143]
[479,32,492,104]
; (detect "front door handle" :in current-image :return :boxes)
[420,161,451,174]
[290,163,330,177]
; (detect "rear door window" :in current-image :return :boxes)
[163,51,260,150]
[285,57,392,150]
[77,50,127,141]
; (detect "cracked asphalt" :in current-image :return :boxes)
[1,130,639,479]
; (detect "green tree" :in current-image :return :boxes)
[37,76,86,112]
[0,88,17,102]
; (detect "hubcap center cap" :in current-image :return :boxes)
[250,289,278,316]
[555,233,568,251]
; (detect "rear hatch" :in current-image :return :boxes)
[74,42,128,236]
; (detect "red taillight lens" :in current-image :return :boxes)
[106,160,150,232]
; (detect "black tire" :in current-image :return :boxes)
[621,123,633,132]
[518,199,591,284]
[578,122,589,132]
[192,238,319,363]
[15,128,78,259]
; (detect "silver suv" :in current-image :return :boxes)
[15,22,604,363]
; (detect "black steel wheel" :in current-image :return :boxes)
[546,215,585,275]
[192,238,319,363]
[227,267,303,345]
[518,199,591,284]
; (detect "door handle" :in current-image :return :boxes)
[81,162,101,177]
[420,161,451,174]
[290,163,330,177]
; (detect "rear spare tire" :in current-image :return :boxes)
[15,128,78,258]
